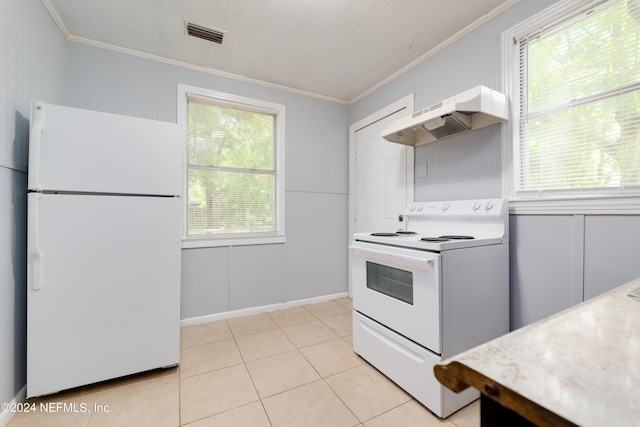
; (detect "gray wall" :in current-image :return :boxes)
[510,214,640,327]
[1,0,68,410]
[63,42,349,318]
[350,0,640,330]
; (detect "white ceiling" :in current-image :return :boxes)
[42,0,516,104]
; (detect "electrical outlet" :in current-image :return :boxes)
[415,162,427,179]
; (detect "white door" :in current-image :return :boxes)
[27,193,181,397]
[355,114,411,233]
[348,95,414,296]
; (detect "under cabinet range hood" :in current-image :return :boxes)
[382,86,508,146]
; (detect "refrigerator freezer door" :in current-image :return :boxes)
[28,101,182,196]
[27,193,181,397]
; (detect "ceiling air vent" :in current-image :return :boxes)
[186,21,225,44]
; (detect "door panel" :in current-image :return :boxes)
[361,163,374,220]
[355,111,410,233]
[351,241,441,353]
[27,193,181,397]
[584,215,640,300]
[384,158,400,220]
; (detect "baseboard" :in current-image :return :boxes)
[0,385,26,427]
[180,292,349,327]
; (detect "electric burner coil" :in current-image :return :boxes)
[421,235,475,242]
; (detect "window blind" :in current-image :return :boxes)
[516,0,640,195]
[185,95,279,237]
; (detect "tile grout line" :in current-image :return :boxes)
[181,298,421,426]
[257,304,360,425]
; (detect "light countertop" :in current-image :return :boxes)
[435,278,640,426]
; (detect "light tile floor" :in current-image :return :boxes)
[7,297,480,426]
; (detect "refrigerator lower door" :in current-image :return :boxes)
[27,193,181,397]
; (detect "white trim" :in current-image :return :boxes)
[501,17,516,201]
[506,0,603,42]
[180,292,349,326]
[509,195,640,215]
[177,84,285,246]
[348,94,415,297]
[41,0,518,105]
[182,235,285,249]
[39,0,69,39]
[572,215,585,304]
[178,84,287,115]
[0,385,26,426]
[60,37,346,105]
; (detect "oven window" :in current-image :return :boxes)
[366,262,413,305]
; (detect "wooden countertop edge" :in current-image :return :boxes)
[434,361,579,427]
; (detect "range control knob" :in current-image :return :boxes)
[441,203,450,211]
[484,201,494,211]
[417,204,424,211]
[473,202,481,211]
[409,204,417,211]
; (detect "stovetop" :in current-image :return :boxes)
[353,231,503,251]
[353,198,508,252]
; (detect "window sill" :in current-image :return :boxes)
[182,234,286,249]
[509,194,640,215]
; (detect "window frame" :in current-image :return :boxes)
[502,0,640,214]
[177,84,285,248]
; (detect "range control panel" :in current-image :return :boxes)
[406,198,506,218]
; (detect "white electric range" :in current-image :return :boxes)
[350,198,510,417]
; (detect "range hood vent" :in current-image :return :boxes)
[382,86,508,146]
[186,21,225,44]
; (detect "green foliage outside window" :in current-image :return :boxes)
[519,0,640,193]
[186,99,277,236]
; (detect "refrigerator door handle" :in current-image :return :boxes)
[28,193,44,291]
[28,101,45,191]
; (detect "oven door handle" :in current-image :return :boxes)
[350,246,435,272]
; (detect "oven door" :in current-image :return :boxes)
[351,240,441,354]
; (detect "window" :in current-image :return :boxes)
[178,85,285,246]
[504,0,640,213]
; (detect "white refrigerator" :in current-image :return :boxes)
[26,101,182,398]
